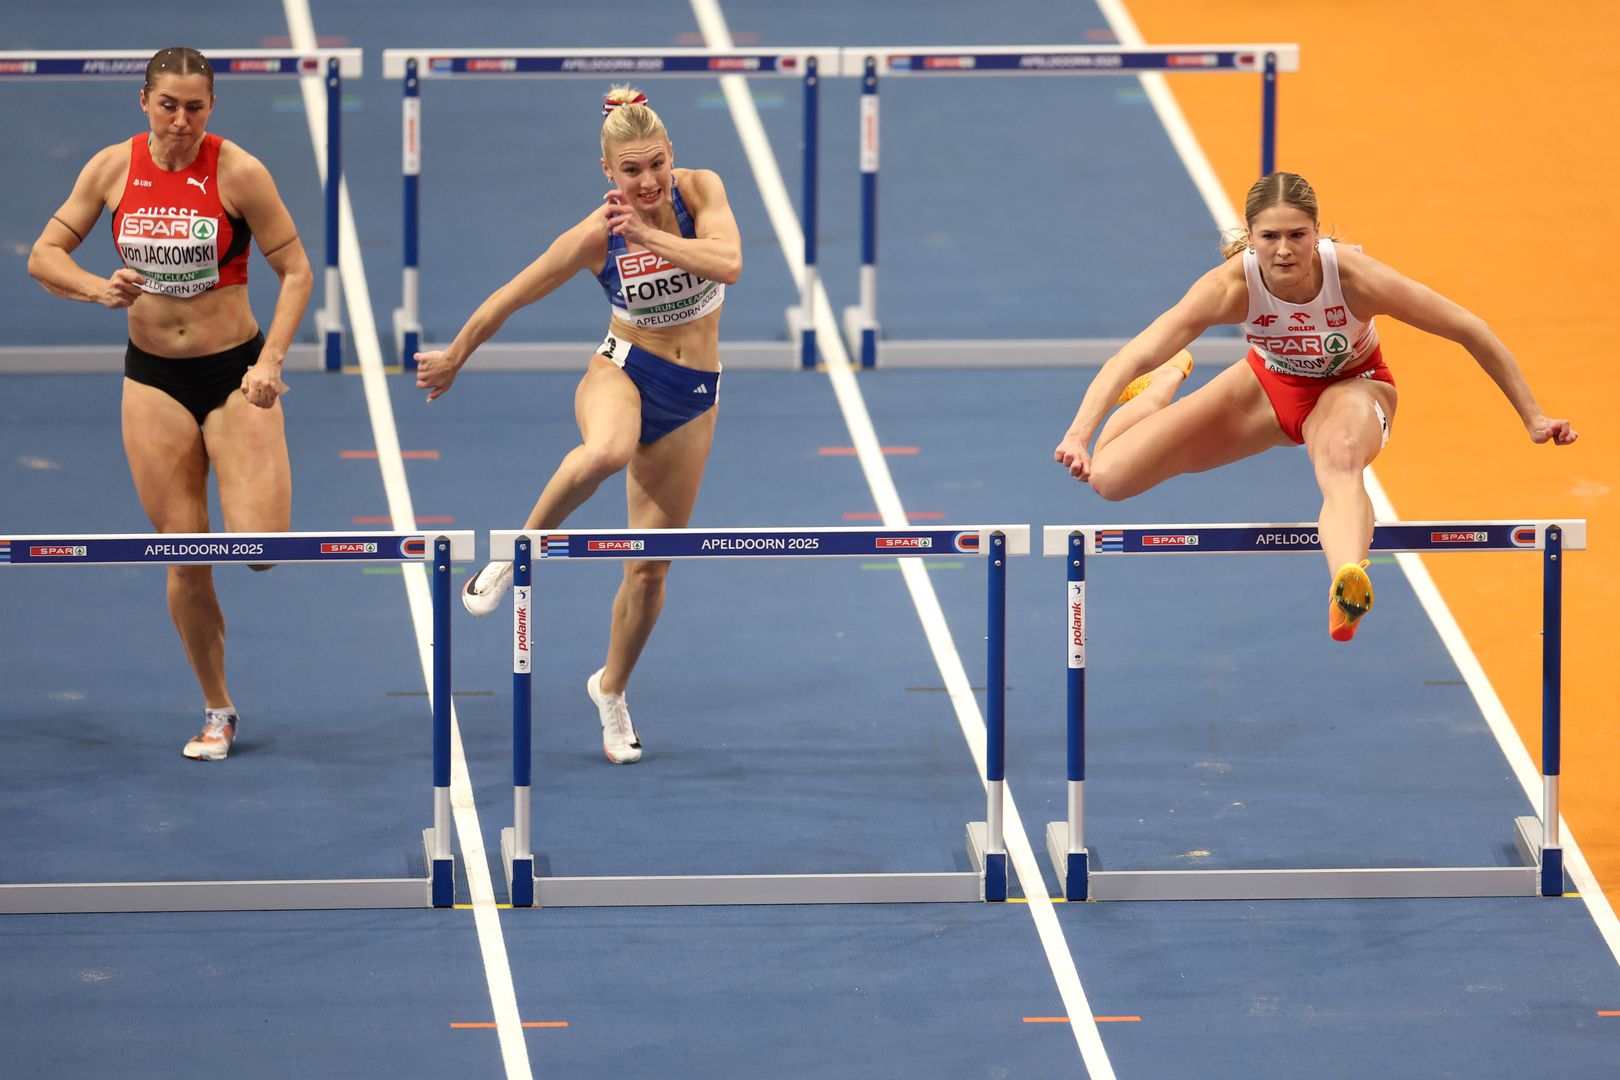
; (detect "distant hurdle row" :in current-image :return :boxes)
[379,44,1299,369]
[0,49,360,371]
[0,518,1582,913]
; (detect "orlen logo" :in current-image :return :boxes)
[876,537,933,549]
[466,58,518,72]
[617,251,675,278]
[1141,534,1199,547]
[29,545,87,557]
[1431,531,1488,544]
[587,539,645,552]
[1252,314,1279,327]
[1289,313,1316,330]
[1325,305,1348,328]
[322,542,379,554]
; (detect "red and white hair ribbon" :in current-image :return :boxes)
[602,92,648,117]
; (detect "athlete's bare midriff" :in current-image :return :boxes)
[603,304,722,371]
[126,284,258,357]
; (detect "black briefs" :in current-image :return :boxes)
[124,333,264,425]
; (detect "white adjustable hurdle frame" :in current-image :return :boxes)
[0,49,360,371]
[1043,519,1585,902]
[0,530,474,914]
[489,525,1029,906]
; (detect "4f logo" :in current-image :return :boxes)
[1252,314,1278,327]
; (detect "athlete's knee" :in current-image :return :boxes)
[623,559,671,592]
[1085,454,1137,502]
[1313,429,1367,480]
[167,563,214,592]
[573,439,635,482]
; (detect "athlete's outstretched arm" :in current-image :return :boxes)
[1340,247,1576,445]
[1054,262,1245,480]
[415,214,608,402]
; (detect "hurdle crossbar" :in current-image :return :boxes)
[0,530,473,914]
[1041,519,1583,902]
[0,49,361,372]
[488,524,1028,906]
[379,47,840,370]
[843,43,1299,367]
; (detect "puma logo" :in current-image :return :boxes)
[186,176,210,195]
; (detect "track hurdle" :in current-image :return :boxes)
[380,47,841,370]
[0,48,360,371]
[0,530,474,914]
[842,44,1298,367]
[1043,519,1585,902]
[489,524,1028,906]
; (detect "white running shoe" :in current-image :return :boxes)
[462,560,514,617]
[182,711,238,761]
[587,667,642,764]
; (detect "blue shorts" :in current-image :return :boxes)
[596,332,720,444]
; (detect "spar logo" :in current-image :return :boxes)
[876,536,933,549]
[229,59,283,73]
[466,58,518,72]
[29,545,88,557]
[617,251,675,278]
[1247,334,1323,357]
[1326,305,1348,328]
[587,539,644,552]
[708,57,761,71]
[1431,531,1489,544]
[322,542,379,554]
[923,56,976,69]
[1141,534,1199,548]
[120,213,214,241]
[1167,52,1218,67]
[0,61,37,74]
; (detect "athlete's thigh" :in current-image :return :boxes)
[625,407,717,530]
[204,393,292,532]
[1301,377,1398,469]
[1099,360,1290,487]
[122,378,211,532]
[575,355,643,453]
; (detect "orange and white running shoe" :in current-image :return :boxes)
[182,710,238,761]
[1115,349,1194,405]
[1329,560,1374,642]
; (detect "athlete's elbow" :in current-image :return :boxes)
[713,250,742,285]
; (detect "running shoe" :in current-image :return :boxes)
[1329,560,1374,642]
[587,667,643,764]
[182,710,238,761]
[1115,349,1194,405]
[462,560,514,617]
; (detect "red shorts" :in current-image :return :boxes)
[1245,346,1395,444]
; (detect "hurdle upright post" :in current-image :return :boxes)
[311,57,344,370]
[397,58,423,367]
[1541,524,1564,896]
[797,55,820,369]
[429,537,455,907]
[844,55,880,369]
[1261,51,1279,177]
[506,539,536,908]
[981,531,1009,901]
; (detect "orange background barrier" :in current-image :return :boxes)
[1128,0,1616,906]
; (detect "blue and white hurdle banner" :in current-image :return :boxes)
[379,47,842,370]
[843,44,1299,368]
[0,529,474,915]
[489,524,1029,906]
[0,49,361,372]
[1041,519,1585,902]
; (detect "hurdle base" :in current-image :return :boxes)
[500,826,535,908]
[966,821,1006,901]
[841,305,881,368]
[393,308,423,369]
[1045,821,1538,901]
[315,310,344,370]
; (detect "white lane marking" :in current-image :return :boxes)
[280,2,535,1074]
[689,1,1115,1075]
[1102,0,1620,965]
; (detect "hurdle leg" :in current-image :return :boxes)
[967,532,1009,900]
[1047,533,1089,899]
[503,540,536,906]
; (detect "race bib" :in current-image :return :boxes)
[118,210,220,297]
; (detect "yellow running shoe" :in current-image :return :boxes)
[1329,560,1373,642]
[1116,349,1194,405]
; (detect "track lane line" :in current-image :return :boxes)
[689,2,1115,1076]
[280,3,534,1076]
[1102,0,1620,967]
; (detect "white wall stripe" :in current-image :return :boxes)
[280,2,535,1074]
[690,1,1116,1075]
[1103,0,1620,964]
